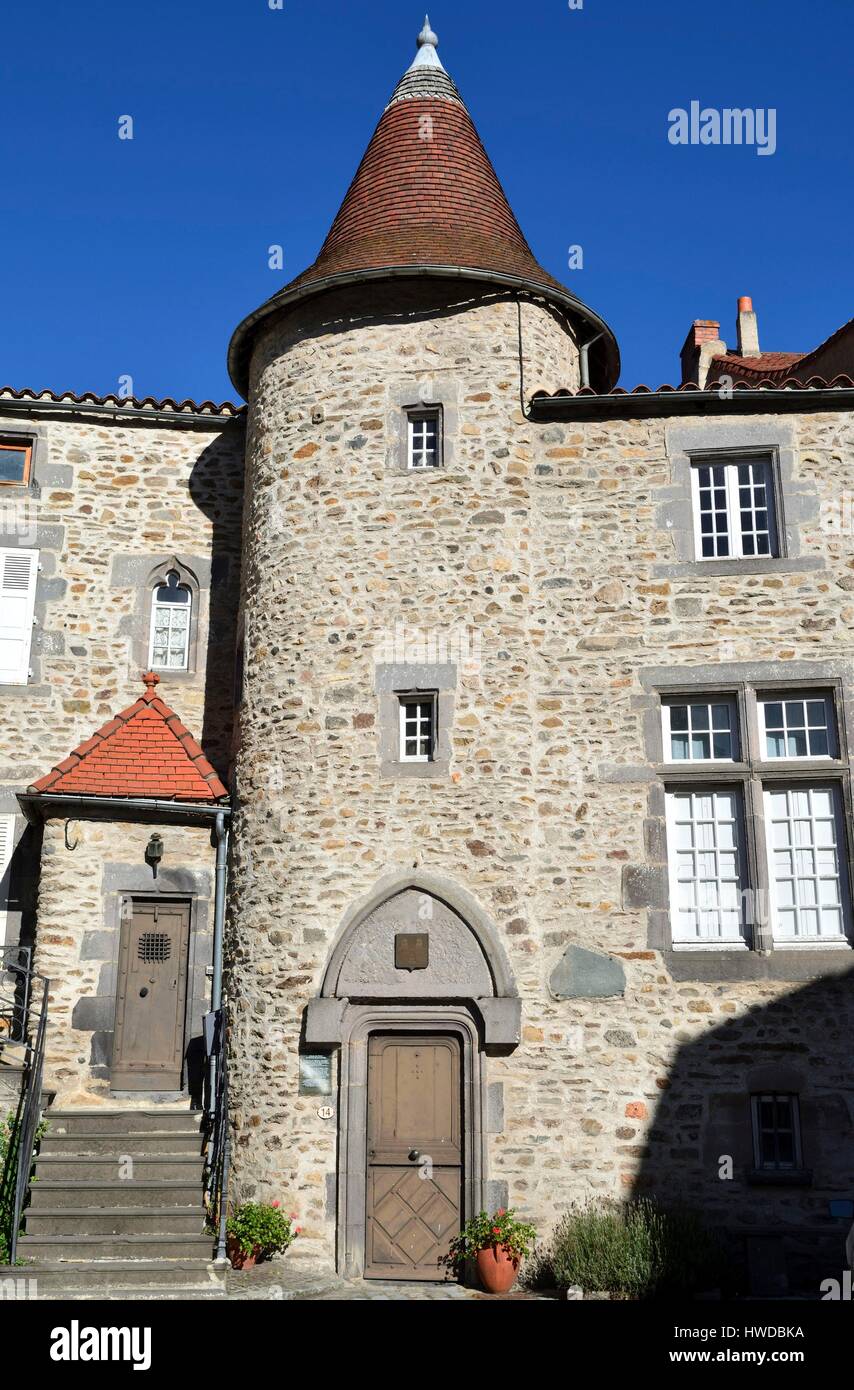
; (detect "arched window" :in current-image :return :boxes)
[148,570,192,670]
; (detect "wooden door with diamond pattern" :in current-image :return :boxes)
[366,1035,462,1280]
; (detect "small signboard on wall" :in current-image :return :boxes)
[299,1053,333,1096]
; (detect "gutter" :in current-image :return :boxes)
[208,810,229,1107]
[227,263,622,398]
[17,792,231,826]
[529,385,854,422]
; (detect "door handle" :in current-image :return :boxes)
[408,1149,421,1162]
[139,987,149,998]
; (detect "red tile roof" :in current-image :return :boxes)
[0,385,242,417]
[29,673,228,803]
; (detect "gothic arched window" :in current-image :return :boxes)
[148,570,192,670]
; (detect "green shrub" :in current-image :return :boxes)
[226,1201,298,1259]
[531,1198,727,1299]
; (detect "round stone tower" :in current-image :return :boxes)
[225,19,619,1276]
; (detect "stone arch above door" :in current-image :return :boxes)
[304,869,521,1049]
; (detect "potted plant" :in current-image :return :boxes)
[226,1201,299,1270]
[447,1207,537,1294]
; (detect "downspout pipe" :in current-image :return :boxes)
[579,331,605,390]
[209,810,229,1108]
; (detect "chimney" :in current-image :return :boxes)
[736,295,761,357]
[680,319,726,387]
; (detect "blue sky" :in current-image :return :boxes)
[1,0,852,400]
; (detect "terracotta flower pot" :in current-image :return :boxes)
[228,1237,260,1270]
[476,1244,520,1294]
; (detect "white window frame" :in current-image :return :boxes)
[0,547,38,686]
[758,693,836,761]
[763,782,852,947]
[0,814,13,943]
[665,786,750,950]
[661,697,739,764]
[398,695,436,763]
[751,1094,803,1173]
[407,411,440,471]
[148,573,192,671]
[691,456,778,561]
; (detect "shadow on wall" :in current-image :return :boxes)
[187,420,246,783]
[630,964,854,1297]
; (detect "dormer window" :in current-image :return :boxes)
[149,570,192,670]
[407,409,441,470]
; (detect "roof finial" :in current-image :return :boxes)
[142,671,160,698]
[408,14,444,71]
[418,15,438,49]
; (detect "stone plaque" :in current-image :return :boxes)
[395,932,429,971]
[299,1053,332,1096]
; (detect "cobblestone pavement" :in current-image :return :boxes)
[225,1261,552,1301]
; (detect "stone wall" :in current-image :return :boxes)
[0,406,244,952]
[32,815,216,1106]
[226,274,854,1288]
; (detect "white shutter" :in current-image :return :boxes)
[0,548,38,685]
[0,815,13,942]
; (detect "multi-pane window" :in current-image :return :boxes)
[764,786,849,944]
[0,439,33,487]
[407,412,440,470]
[399,696,435,762]
[664,700,737,762]
[751,1094,802,1172]
[149,571,192,670]
[692,458,777,560]
[759,695,835,760]
[665,789,747,947]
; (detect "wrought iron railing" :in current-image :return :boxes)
[0,948,49,1263]
[203,1005,230,1262]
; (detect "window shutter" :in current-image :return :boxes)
[0,548,38,685]
[0,815,13,942]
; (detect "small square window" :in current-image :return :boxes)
[407,411,441,470]
[398,694,436,762]
[662,699,738,762]
[691,457,778,560]
[759,693,836,760]
[751,1094,802,1172]
[0,438,33,487]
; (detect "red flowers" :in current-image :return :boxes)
[271,1200,280,1209]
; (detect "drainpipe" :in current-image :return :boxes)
[579,331,604,390]
[209,810,229,1105]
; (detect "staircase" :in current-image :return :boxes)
[17,1109,225,1298]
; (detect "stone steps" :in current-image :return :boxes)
[48,1108,200,1136]
[0,1260,223,1293]
[33,1154,204,1183]
[40,1131,203,1157]
[29,1180,202,1210]
[25,1208,207,1236]
[17,1107,214,1280]
[18,1233,214,1262]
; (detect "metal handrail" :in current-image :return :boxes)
[0,953,49,1264]
[204,1005,230,1262]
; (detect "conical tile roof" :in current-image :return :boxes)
[229,18,619,395]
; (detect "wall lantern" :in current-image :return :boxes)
[145,833,164,876]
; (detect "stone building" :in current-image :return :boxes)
[1,19,853,1292]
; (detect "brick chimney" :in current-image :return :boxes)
[736,295,761,357]
[680,319,727,387]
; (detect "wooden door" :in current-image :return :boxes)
[365,1034,462,1280]
[111,900,190,1090]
